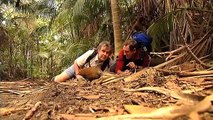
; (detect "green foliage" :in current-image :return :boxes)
[147,11,174,51]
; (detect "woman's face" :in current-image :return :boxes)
[123,45,136,59]
[98,45,111,62]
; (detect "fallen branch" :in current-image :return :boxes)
[158,69,213,77]
[179,74,213,78]
[93,72,121,84]
[101,76,117,83]
[102,76,125,85]
[150,46,185,55]
[98,95,213,120]
[0,107,29,116]
[98,105,189,120]
[0,82,17,84]
[23,101,42,120]
[122,87,204,101]
[0,89,22,95]
[179,70,213,77]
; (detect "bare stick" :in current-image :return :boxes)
[179,70,213,77]
[102,76,125,85]
[0,89,22,95]
[158,69,213,77]
[150,46,185,55]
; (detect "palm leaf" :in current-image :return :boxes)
[147,11,175,51]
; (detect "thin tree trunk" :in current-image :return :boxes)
[111,0,123,57]
[9,38,13,77]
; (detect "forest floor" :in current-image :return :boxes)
[0,62,213,120]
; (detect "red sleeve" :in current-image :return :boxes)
[142,53,151,67]
[115,50,125,73]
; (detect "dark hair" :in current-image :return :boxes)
[123,39,138,51]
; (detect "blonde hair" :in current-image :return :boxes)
[97,41,112,54]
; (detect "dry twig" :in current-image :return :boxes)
[23,101,42,120]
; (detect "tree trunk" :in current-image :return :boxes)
[110,0,123,57]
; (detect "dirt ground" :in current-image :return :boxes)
[0,64,213,120]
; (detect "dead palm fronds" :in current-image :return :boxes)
[154,30,213,69]
[152,3,213,69]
